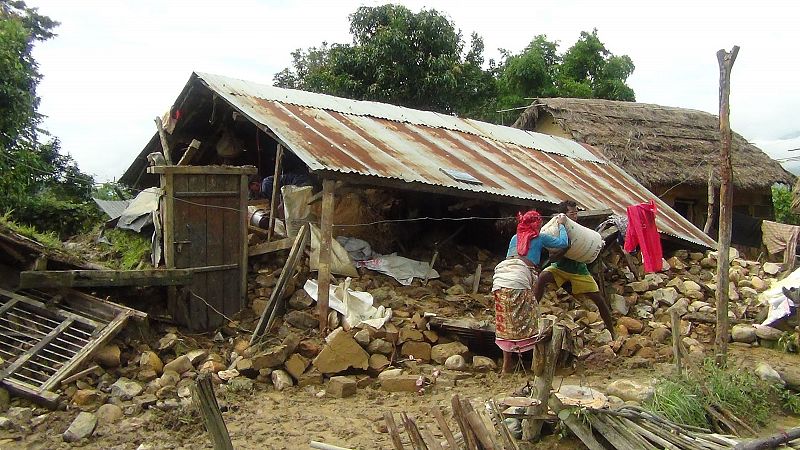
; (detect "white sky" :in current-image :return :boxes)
[25,0,800,182]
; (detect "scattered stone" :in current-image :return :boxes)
[313,331,370,374]
[297,370,324,387]
[218,369,239,381]
[251,298,269,317]
[96,404,123,426]
[354,329,372,347]
[401,341,432,362]
[367,339,393,355]
[423,330,439,343]
[667,257,686,271]
[158,370,181,388]
[378,368,404,381]
[755,325,783,341]
[755,362,785,387]
[472,356,497,372]
[606,379,653,403]
[163,355,192,375]
[285,353,309,380]
[0,388,8,412]
[431,342,469,365]
[731,324,757,343]
[63,412,97,442]
[200,360,226,374]
[763,262,781,275]
[611,294,628,315]
[139,351,163,375]
[381,375,421,393]
[284,310,319,330]
[7,407,32,426]
[111,378,143,400]
[369,354,390,372]
[185,349,209,366]
[446,285,466,295]
[617,317,643,334]
[594,329,613,345]
[444,355,467,371]
[271,370,294,391]
[288,289,314,309]
[228,376,254,393]
[652,287,679,306]
[72,389,103,409]
[93,344,121,368]
[776,367,800,390]
[399,328,424,343]
[629,281,650,293]
[750,276,766,291]
[328,376,357,398]
[651,327,671,344]
[251,345,289,370]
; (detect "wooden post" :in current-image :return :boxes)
[471,264,481,294]
[177,139,202,166]
[191,373,233,450]
[671,309,682,375]
[703,167,716,235]
[715,45,739,367]
[317,179,335,333]
[267,144,284,241]
[154,116,173,165]
[523,323,564,441]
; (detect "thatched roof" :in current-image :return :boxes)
[513,98,793,190]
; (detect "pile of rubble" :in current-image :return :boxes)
[0,244,792,444]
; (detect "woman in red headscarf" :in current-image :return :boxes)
[492,210,568,373]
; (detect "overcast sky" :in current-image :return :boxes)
[25,0,800,182]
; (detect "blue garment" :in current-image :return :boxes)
[507,225,568,266]
[259,173,312,199]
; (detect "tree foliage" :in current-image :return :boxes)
[0,1,98,237]
[275,6,636,124]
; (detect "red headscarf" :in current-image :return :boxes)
[516,210,543,256]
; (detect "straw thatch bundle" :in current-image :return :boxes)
[513,98,793,190]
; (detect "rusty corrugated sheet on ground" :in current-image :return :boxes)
[193,72,715,248]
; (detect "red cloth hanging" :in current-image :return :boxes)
[624,200,663,273]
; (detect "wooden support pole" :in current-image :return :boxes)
[423,250,438,286]
[154,116,173,165]
[177,139,202,166]
[523,323,564,441]
[317,179,335,333]
[383,412,406,450]
[191,373,233,450]
[471,264,481,294]
[733,426,800,450]
[715,45,739,367]
[267,144,284,241]
[671,309,682,375]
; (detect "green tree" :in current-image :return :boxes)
[274,5,493,115]
[0,1,99,237]
[556,29,635,101]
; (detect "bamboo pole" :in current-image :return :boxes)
[267,144,284,241]
[714,45,739,367]
[317,179,335,333]
[191,373,233,450]
[154,116,173,165]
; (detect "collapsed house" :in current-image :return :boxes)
[512,98,793,230]
[118,72,715,333]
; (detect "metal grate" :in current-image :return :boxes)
[0,288,136,406]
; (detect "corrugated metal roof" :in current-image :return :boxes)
[188,72,715,248]
[92,198,131,220]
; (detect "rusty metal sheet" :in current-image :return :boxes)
[192,72,715,248]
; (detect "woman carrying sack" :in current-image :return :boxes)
[493,210,568,373]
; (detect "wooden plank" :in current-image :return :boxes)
[177,139,201,166]
[148,165,257,175]
[155,116,173,164]
[431,405,458,450]
[548,396,603,450]
[400,413,427,450]
[19,269,193,288]
[0,288,100,329]
[205,175,225,330]
[383,412,406,450]
[43,311,132,390]
[163,172,176,269]
[187,173,208,331]
[1,379,59,408]
[192,373,234,450]
[249,224,309,345]
[60,289,148,322]
[248,237,294,256]
[267,144,284,241]
[419,424,442,450]
[0,317,74,381]
[59,365,101,386]
[317,179,335,333]
[586,414,640,450]
[222,174,242,318]
[238,174,248,312]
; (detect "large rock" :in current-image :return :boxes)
[399,328,424,343]
[284,353,309,380]
[617,317,644,334]
[271,370,294,391]
[93,344,121,368]
[251,345,289,370]
[652,288,679,306]
[750,276,767,291]
[731,324,757,343]
[472,356,497,372]
[763,262,781,275]
[381,375,421,393]
[755,325,783,341]
[369,354,390,372]
[431,342,469,365]
[367,339,393,355]
[755,362,785,387]
[288,289,314,309]
[111,378,143,400]
[284,310,319,330]
[444,355,467,371]
[328,376,357,398]
[777,367,800,390]
[96,404,123,425]
[401,341,432,362]
[610,294,628,315]
[163,355,192,375]
[313,331,369,374]
[185,349,209,366]
[606,379,653,403]
[63,412,97,442]
[139,351,163,375]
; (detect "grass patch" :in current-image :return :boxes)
[104,228,151,270]
[0,212,62,248]
[645,360,776,429]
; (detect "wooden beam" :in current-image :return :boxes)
[155,116,173,165]
[19,269,194,289]
[177,139,202,166]
[192,373,234,450]
[317,179,335,333]
[715,45,739,367]
[148,165,257,175]
[267,144,284,241]
[576,208,612,219]
[248,237,294,257]
[523,322,563,441]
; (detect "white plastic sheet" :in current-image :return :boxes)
[303,278,392,329]
[356,253,439,286]
[759,266,800,326]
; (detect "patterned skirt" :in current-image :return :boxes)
[494,287,539,351]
